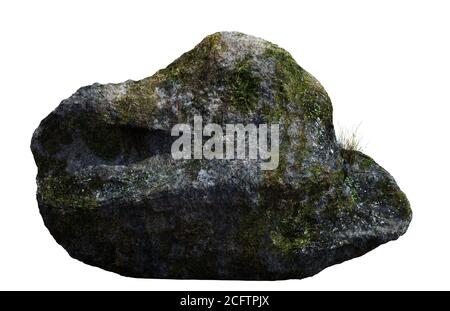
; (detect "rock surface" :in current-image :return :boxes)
[31,32,412,279]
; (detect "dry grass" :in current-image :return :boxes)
[337,124,364,152]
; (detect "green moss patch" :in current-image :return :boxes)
[39,174,101,210]
[263,45,332,124]
[227,55,262,113]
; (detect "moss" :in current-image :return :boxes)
[311,167,354,211]
[261,130,289,184]
[264,160,360,256]
[344,176,360,203]
[261,181,319,254]
[227,55,261,113]
[310,165,324,181]
[163,33,226,85]
[261,151,332,255]
[376,178,412,218]
[206,32,226,52]
[341,149,375,168]
[162,33,266,119]
[343,150,411,218]
[392,190,412,218]
[360,155,375,170]
[113,33,261,123]
[113,79,158,125]
[292,128,309,170]
[261,101,287,124]
[164,57,192,85]
[270,230,312,253]
[39,174,101,210]
[156,33,230,120]
[263,45,332,124]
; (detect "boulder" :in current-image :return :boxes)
[31,32,411,279]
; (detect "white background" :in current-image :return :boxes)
[1,0,449,290]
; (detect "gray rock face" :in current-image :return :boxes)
[31,32,411,279]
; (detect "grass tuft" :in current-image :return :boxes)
[337,124,364,152]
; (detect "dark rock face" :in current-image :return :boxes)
[31,32,411,280]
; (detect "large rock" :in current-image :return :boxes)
[31,32,411,279]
